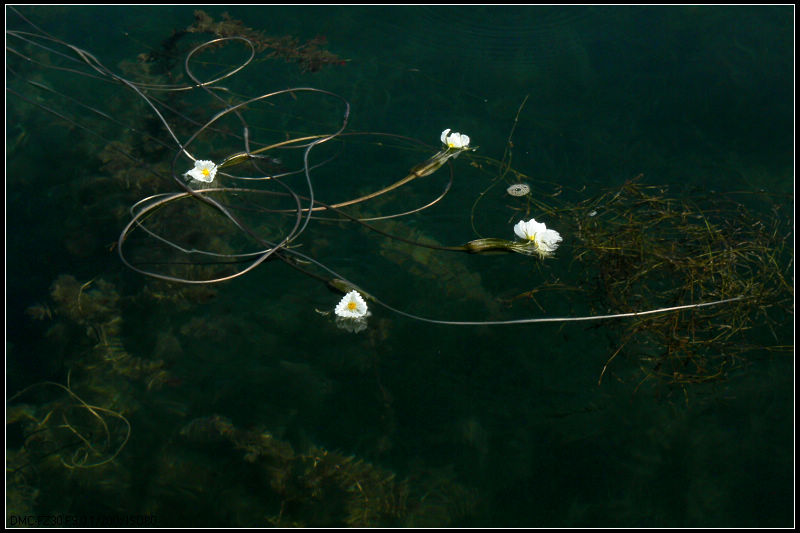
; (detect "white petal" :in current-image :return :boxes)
[440,129,451,144]
[525,219,546,237]
[514,220,529,239]
[537,229,562,252]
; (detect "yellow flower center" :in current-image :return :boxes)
[347,301,358,311]
[202,168,210,177]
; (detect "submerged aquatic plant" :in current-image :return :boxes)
[177,415,477,526]
[8,378,132,470]
[566,178,793,386]
[187,10,346,73]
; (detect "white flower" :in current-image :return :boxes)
[334,290,369,319]
[514,218,563,254]
[184,160,217,183]
[440,128,471,150]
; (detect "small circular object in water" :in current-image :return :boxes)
[506,183,530,197]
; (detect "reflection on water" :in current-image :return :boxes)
[6,5,793,527]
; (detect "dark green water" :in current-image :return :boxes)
[6,6,794,527]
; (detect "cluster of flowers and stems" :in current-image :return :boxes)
[186,132,563,331]
[184,128,472,184]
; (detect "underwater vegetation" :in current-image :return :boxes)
[186,10,345,73]
[570,178,792,385]
[6,5,793,527]
[177,415,477,527]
